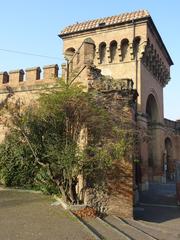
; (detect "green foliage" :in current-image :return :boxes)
[110,128,137,161]
[0,82,113,202]
[34,168,59,195]
[0,81,139,203]
[0,131,38,187]
[82,146,113,187]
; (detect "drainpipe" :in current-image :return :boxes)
[132,19,138,92]
[65,57,69,84]
[132,19,138,121]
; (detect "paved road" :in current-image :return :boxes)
[134,205,180,239]
[134,182,180,237]
[0,189,94,240]
[135,205,180,226]
[139,182,177,205]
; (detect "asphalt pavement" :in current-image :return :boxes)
[0,189,94,240]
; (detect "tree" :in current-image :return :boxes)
[0,82,113,203]
[0,77,143,209]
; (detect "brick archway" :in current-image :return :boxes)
[146,93,159,123]
[146,93,160,181]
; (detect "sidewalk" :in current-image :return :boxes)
[0,189,95,240]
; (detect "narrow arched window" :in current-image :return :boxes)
[93,44,96,61]
[99,42,106,64]
[65,47,75,60]
[133,37,141,59]
[65,47,76,71]
[121,39,129,61]
[110,40,117,63]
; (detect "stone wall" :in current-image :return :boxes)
[0,61,137,218]
[0,64,60,144]
[164,118,180,170]
[0,64,59,90]
[107,159,133,218]
[84,69,138,217]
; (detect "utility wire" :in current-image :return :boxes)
[0,48,62,60]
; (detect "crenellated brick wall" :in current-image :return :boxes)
[0,64,59,90]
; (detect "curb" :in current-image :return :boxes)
[54,195,69,209]
[54,195,87,210]
[54,196,100,239]
[53,195,100,239]
[0,186,41,194]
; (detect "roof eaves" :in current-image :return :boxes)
[59,16,150,38]
[148,18,173,66]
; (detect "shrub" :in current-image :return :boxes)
[0,131,38,188]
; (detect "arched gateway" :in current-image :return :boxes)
[146,94,160,181]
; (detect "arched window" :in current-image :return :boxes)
[92,44,96,61]
[99,42,106,64]
[65,47,75,60]
[146,94,159,168]
[109,40,117,63]
[146,94,159,122]
[133,37,141,59]
[121,39,129,61]
[65,47,76,71]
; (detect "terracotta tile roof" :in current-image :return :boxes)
[59,10,150,36]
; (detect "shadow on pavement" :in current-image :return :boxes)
[134,182,180,224]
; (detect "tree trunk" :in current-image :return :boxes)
[59,185,69,203]
[69,178,77,204]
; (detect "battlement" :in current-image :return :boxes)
[0,64,59,90]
